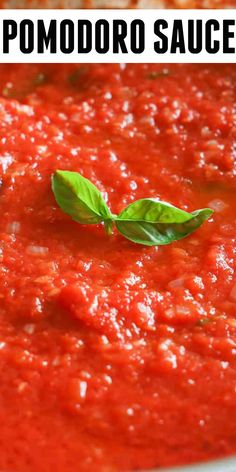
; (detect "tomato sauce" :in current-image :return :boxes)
[0,63,236,471]
[0,0,235,9]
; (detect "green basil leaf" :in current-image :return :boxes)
[115,199,213,246]
[147,69,170,79]
[52,170,112,225]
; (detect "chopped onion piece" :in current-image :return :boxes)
[6,221,20,234]
[208,199,228,213]
[168,278,184,289]
[176,305,191,315]
[23,324,35,335]
[26,245,49,256]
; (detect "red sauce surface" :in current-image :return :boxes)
[0,0,236,9]
[0,64,236,471]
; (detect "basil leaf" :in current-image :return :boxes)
[52,170,112,225]
[147,69,170,79]
[52,174,213,247]
[68,66,87,85]
[115,199,213,246]
[34,73,47,85]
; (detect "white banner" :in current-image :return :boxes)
[0,9,235,63]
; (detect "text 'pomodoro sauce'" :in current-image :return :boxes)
[0,64,236,471]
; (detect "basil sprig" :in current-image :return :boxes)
[52,171,213,246]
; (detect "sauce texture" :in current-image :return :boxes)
[0,64,236,471]
[1,0,235,9]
